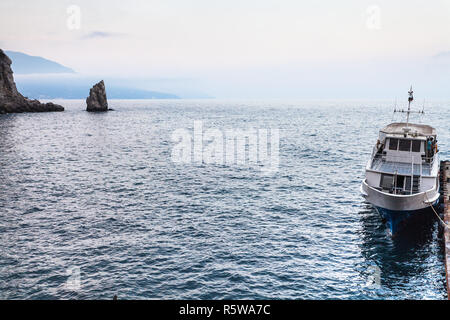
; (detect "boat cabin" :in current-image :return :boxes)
[366,122,438,195]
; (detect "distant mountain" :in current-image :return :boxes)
[5,50,203,99]
[433,51,450,60]
[5,50,75,74]
[14,77,179,99]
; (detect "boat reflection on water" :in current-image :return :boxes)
[357,203,446,298]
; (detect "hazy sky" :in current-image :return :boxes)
[1,0,450,98]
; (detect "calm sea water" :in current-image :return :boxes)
[0,99,449,300]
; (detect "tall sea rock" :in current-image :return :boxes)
[0,49,64,113]
[86,80,109,112]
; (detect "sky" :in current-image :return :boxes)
[1,0,450,98]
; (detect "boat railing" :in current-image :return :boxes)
[391,162,419,195]
[371,153,433,193]
[372,152,436,167]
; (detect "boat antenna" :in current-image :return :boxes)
[393,86,424,127]
[392,97,398,121]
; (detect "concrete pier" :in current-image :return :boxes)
[441,161,450,300]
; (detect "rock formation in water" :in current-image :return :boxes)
[0,49,64,114]
[86,80,109,112]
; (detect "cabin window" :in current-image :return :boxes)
[380,174,394,189]
[396,175,405,189]
[405,176,412,191]
[412,140,421,152]
[389,138,398,150]
[398,139,411,151]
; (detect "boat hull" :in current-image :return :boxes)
[360,179,440,234]
[374,204,438,235]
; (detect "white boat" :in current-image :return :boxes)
[360,87,440,234]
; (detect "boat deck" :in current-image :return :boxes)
[371,158,432,176]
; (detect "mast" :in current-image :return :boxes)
[407,85,413,127]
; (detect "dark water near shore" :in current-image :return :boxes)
[0,99,449,299]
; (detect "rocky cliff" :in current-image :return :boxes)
[86,80,109,112]
[0,49,64,113]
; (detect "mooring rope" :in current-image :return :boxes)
[424,191,448,229]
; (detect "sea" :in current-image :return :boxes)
[0,99,449,299]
